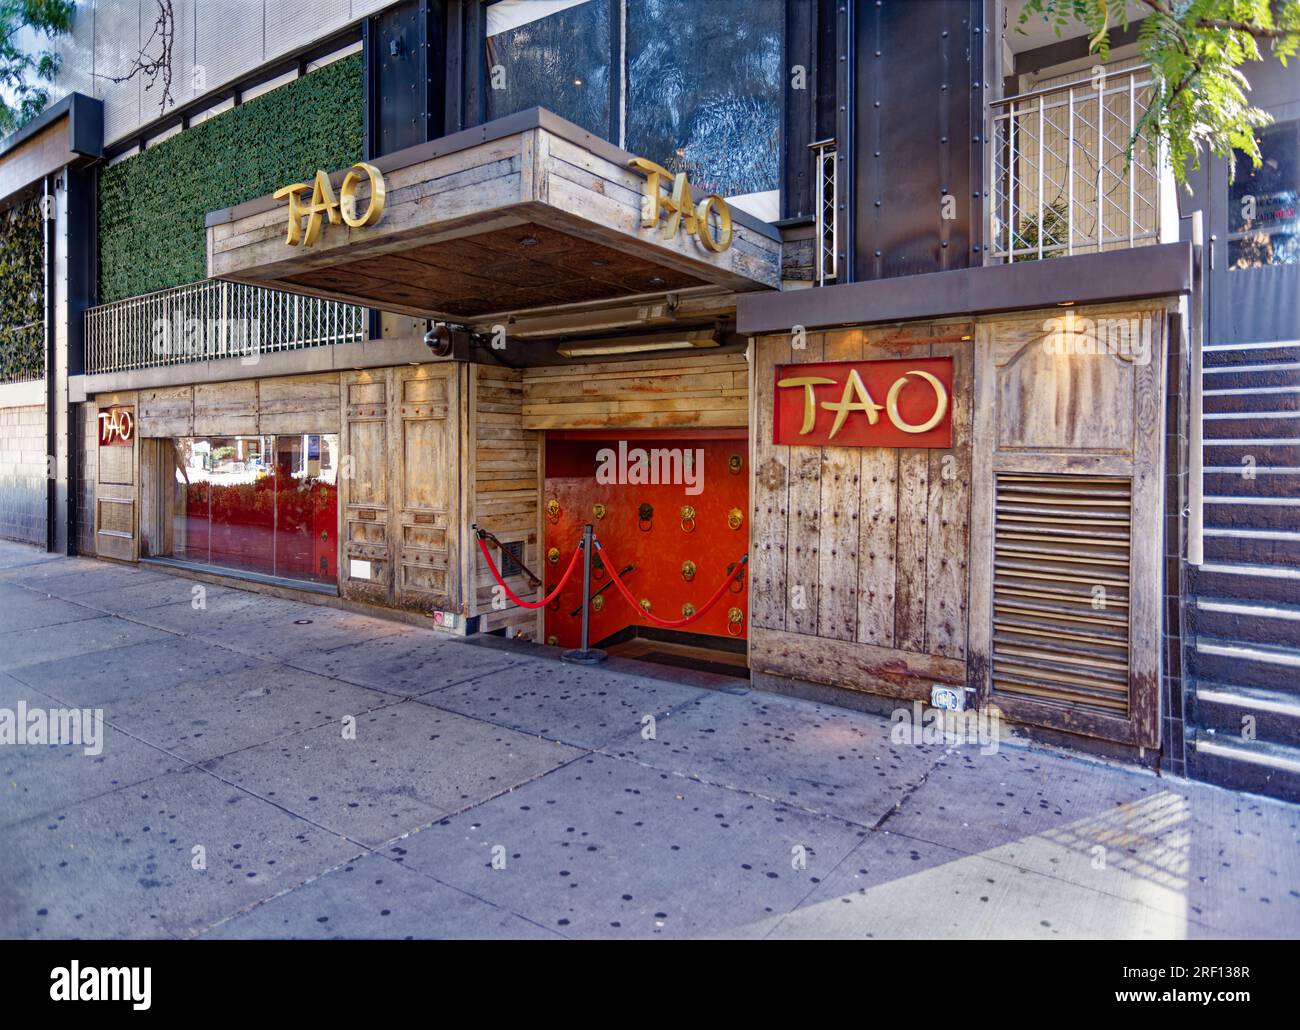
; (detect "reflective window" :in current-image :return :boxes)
[485,0,613,137]
[483,0,784,215]
[626,0,783,206]
[169,435,339,585]
[1229,120,1300,268]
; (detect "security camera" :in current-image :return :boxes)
[424,321,453,357]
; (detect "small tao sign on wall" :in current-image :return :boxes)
[97,406,134,446]
[773,357,954,448]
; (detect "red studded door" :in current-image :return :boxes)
[542,432,750,649]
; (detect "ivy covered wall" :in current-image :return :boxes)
[98,54,364,303]
[0,195,45,383]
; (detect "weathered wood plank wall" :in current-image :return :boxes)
[749,319,976,701]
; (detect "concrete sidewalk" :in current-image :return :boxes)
[0,539,1295,940]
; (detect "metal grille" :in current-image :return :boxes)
[992,473,1132,717]
[85,279,366,375]
[809,138,837,285]
[989,65,1165,263]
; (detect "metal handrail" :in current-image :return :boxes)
[989,64,1153,108]
[84,278,366,376]
[988,64,1169,264]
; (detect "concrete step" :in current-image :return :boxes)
[1203,384,1300,414]
[1204,340,1300,367]
[1186,731,1300,803]
[1202,439,1300,467]
[1192,634,1300,689]
[1189,681,1300,749]
[1202,411,1300,439]
[1188,560,1300,604]
[1203,466,1300,498]
[1201,361,1300,391]
[1191,596,1300,648]
[1204,495,1300,531]
[1202,526,1300,566]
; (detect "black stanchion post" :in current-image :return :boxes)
[562,523,606,665]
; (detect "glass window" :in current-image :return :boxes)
[485,0,612,137]
[169,434,339,586]
[1228,119,1300,269]
[626,0,783,206]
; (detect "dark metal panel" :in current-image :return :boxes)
[374,1,426,156]
[781,0,816,221]
[736,242,1194,333]
[852,0,980,281]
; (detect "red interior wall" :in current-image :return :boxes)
[543,433,750,649]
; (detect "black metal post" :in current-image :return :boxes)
[562,523,606,665]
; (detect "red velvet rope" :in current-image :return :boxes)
[594,538,747,628]
[477,535,583,609]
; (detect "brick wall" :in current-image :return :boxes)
[0,403,48,545]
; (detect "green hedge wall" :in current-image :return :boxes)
[98,54,363,303]
[0,196,45,382]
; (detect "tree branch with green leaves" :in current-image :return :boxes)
[0,0,74,135]
[1019,0,1300,183]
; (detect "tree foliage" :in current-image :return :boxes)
[0,0,74,135]
[1021,1,1300,183]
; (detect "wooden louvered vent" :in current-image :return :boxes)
[992,474,1131,717]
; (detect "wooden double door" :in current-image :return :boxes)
[339,364,461,616]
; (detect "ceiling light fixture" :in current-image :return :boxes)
[556,327,720,359]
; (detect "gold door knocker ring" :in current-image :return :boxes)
[727,606,745,636]
[545,498,562,523]
[638,502,654,532]
[680,504,697,533]
[681,559,697,582]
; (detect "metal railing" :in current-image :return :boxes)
[809,138,838,286]
[84,279,366,375]
[988,65,1170,263]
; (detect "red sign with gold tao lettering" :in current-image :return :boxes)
[773,356,953,449]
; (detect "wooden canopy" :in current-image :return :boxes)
[206,109,782,325]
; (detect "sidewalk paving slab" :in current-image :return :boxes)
[97,663,400,764]
[198,851,561,940]
[603,689,944,828]
[288,634,527,696]
[756,829,1218,940]
[199,700,584,848]
[0,724,185,829]
[0,615,171,672]
[0,589,103,633]
[0,767,360,939]
[418,655,710,750]
[11,635,267,708]
[880,744,1300,938]
[392,752,867,939]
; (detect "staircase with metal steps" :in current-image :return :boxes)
[1187,339,1300,800]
